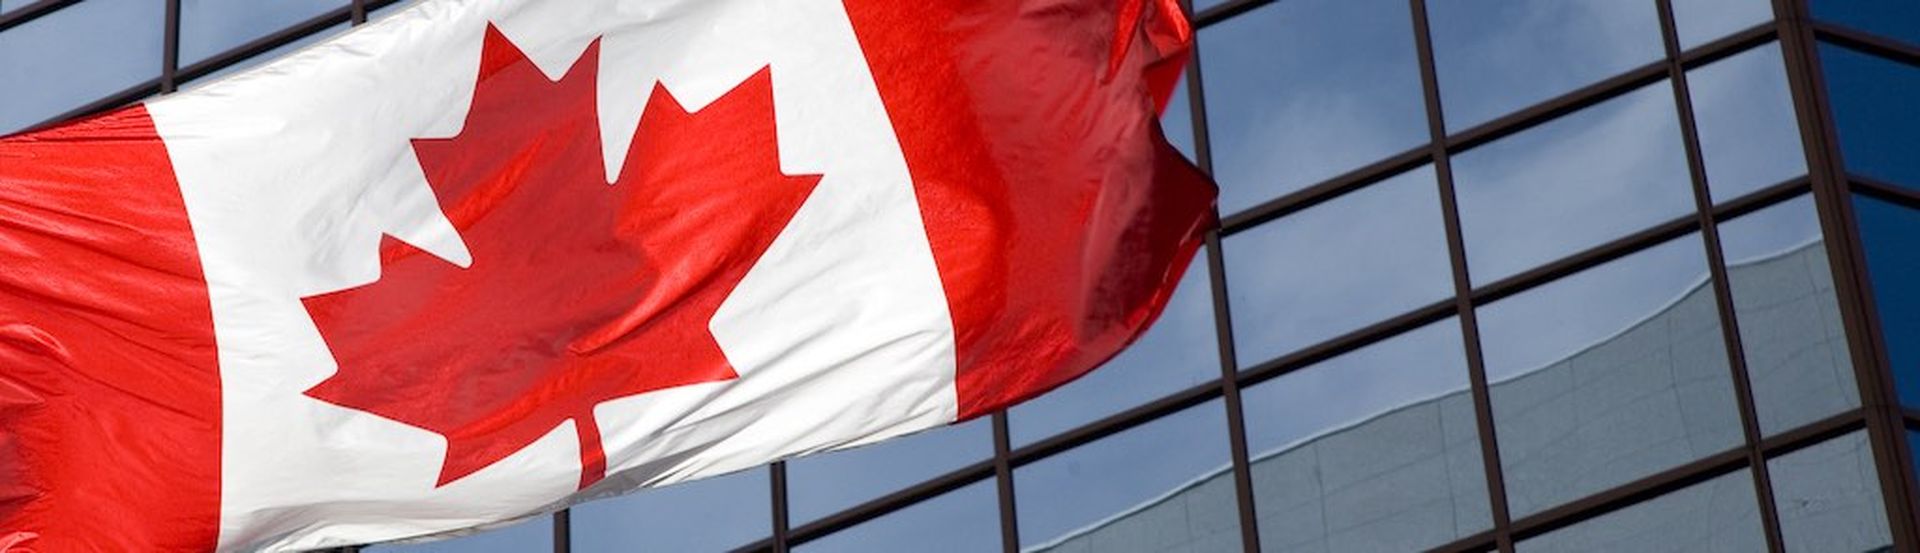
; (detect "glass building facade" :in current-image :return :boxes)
[4,0,1920,551]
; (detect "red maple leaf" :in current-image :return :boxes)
[301,25,820,490]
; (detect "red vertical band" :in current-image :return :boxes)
[0,107,222,552]
[843,0,1215,419]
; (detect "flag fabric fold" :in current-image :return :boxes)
[0,0,1212,550]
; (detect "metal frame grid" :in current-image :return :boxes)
[4,0,1917,551]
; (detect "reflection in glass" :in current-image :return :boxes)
[1225,166,1453,366]
[368,515,550,553]
[1515,470,1763,552]
[1240,319,1491,552]
[1813,0,1920,47]
[1478,234,1743,517]
[0,0,164,134]
[1453,81,1694,284]
[570,468,769,552]
[1768,431,1894,551]
[179,0,345,66]
[1426,0,1664,131]
[369,0,412,22]
[183,23,350,87]
[1671,0,1773,50]
[1716,196,1856,436]
[1012,257,1217,444]
[1687,42,1805,203]
[1197,0,1427,213]
[1016,400,1238,552]
[1820,43,1920,192]
[789,418,992,523]
[1164,74,1196,162]
[1852,195,1920,407]
[795,480,1000,553]
[1912,430,1920,494]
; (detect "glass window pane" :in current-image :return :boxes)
[1852,195,1920,407]
[1012,257,1217,445]
[1016,400,1239,552]
[1197,0,1427,214]
[1687,42,1806,203]
[1453,81,1694,284]
[1911,429,1920,490]
[1225,166,1453,366]
[179,0,346,66]
[367,515,551,553]
[571,468,770,552]
[0,0,164,134]
[1820,43,1920,192]
[1671,0,1774,50]
[1515,470,1764,552]
[1427,0,1665,132]
[184,23,350,88]
[794,479,1000,553]
[1813,0,1920,48]
[1479,234,1744,517]
[1717,195,1857,436]
[1768,430,1895,551]
[1164,75,1196,162]
[788,418,992,523]
[1241,319,1491,552]
[369,0,411,23]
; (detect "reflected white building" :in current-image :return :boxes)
[1028,240,1885,553]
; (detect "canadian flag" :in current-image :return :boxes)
[0,0,1210,550]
